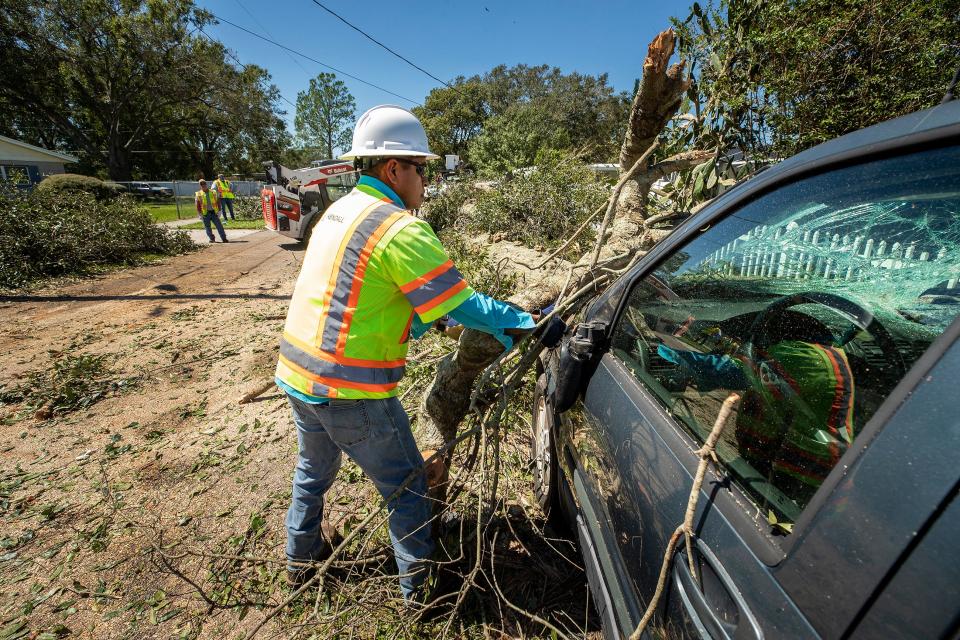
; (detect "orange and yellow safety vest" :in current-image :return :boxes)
[215,179,235,199]
[276,178,474,400]
[195,189,220,212]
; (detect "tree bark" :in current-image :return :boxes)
[107,127,133,182]
[616,29,692,221]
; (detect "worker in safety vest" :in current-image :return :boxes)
[214,173,236,221]
[657,324,855,507]
[194,179,228,243]
[276,105,535,600]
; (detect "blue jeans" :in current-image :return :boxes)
[284,395,434,599]
[220,197,235,220]
[200,210,226,242]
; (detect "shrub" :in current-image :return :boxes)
[0,185,195,288]
[468,152,609,254]
[35,173,123,200]
[420,182,477,236]
[232,194,263,221]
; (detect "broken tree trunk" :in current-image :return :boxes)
[413,28,697,453]
[617,28,694,221]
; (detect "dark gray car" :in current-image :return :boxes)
[533,101,960,639]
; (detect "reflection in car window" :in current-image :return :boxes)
[325,172,357,203]
[610,145,960,528]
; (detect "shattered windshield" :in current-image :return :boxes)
[615,143,960,524]
[664,144,960,346]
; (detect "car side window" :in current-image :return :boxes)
[610,144,960,529]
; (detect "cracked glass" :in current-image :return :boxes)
[610,144,960,528]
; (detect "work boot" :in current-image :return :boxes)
[286,523,338,587]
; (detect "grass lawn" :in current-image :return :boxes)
[179,219,265,230]
[146,199,193,223]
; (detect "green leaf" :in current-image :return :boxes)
[710,52,722,74]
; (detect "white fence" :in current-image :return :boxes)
[702,204,957,289]
[110,180,265,197]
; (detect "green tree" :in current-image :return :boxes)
[468,104,571,176]
[416,65,629,172]
[672,0,960,159]
[0,0,288,180]
[294,73,356,158]
[413,79,487,161]
[175,39,288,179]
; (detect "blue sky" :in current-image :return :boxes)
[197,0,695,148]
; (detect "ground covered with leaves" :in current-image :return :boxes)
[0,229,600,639]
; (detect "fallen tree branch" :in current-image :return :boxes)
[588,140,660,271]
[629,393,740,640]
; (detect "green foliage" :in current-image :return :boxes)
[468,104,572,177]
[672,0,960,159]
[414,64,629,170]
[469,154,608,252]
[420,182,477,237]
[424,153,609,256]
[232,195,265,221]
[0,1,288,180]
[413,80,487,161]
[0,353,138,418]
[0,186,194,288]
[35,174,122,201]
[294,73,356,158]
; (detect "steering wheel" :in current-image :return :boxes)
[743,291,906,379]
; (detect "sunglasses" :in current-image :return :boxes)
[394,158,428,177]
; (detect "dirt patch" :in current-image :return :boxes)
[0,231,597,639]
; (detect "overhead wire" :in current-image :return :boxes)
[198,27,299,111]
[307,0,453,90]
[210,13,419,105]
[232,0,313,79]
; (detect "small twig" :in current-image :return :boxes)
[489,530,574,640]
[237,379,277,405]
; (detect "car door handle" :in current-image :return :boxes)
[673,538,762,640]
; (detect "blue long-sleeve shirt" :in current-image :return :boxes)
[410,291,535,349]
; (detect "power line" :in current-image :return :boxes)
[308,0,453,90]
[211,13,419,105]
[233,0,313,79]
[198,27,299,111]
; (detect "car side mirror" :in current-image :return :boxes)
[554,321,607,413]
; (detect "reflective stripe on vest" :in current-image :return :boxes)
[196,189,219,211]
[316,202,409,353]
[216,179,234,198]
[400,260,468,316]
[280,332,405,386]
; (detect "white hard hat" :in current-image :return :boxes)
[340,105,439,160]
